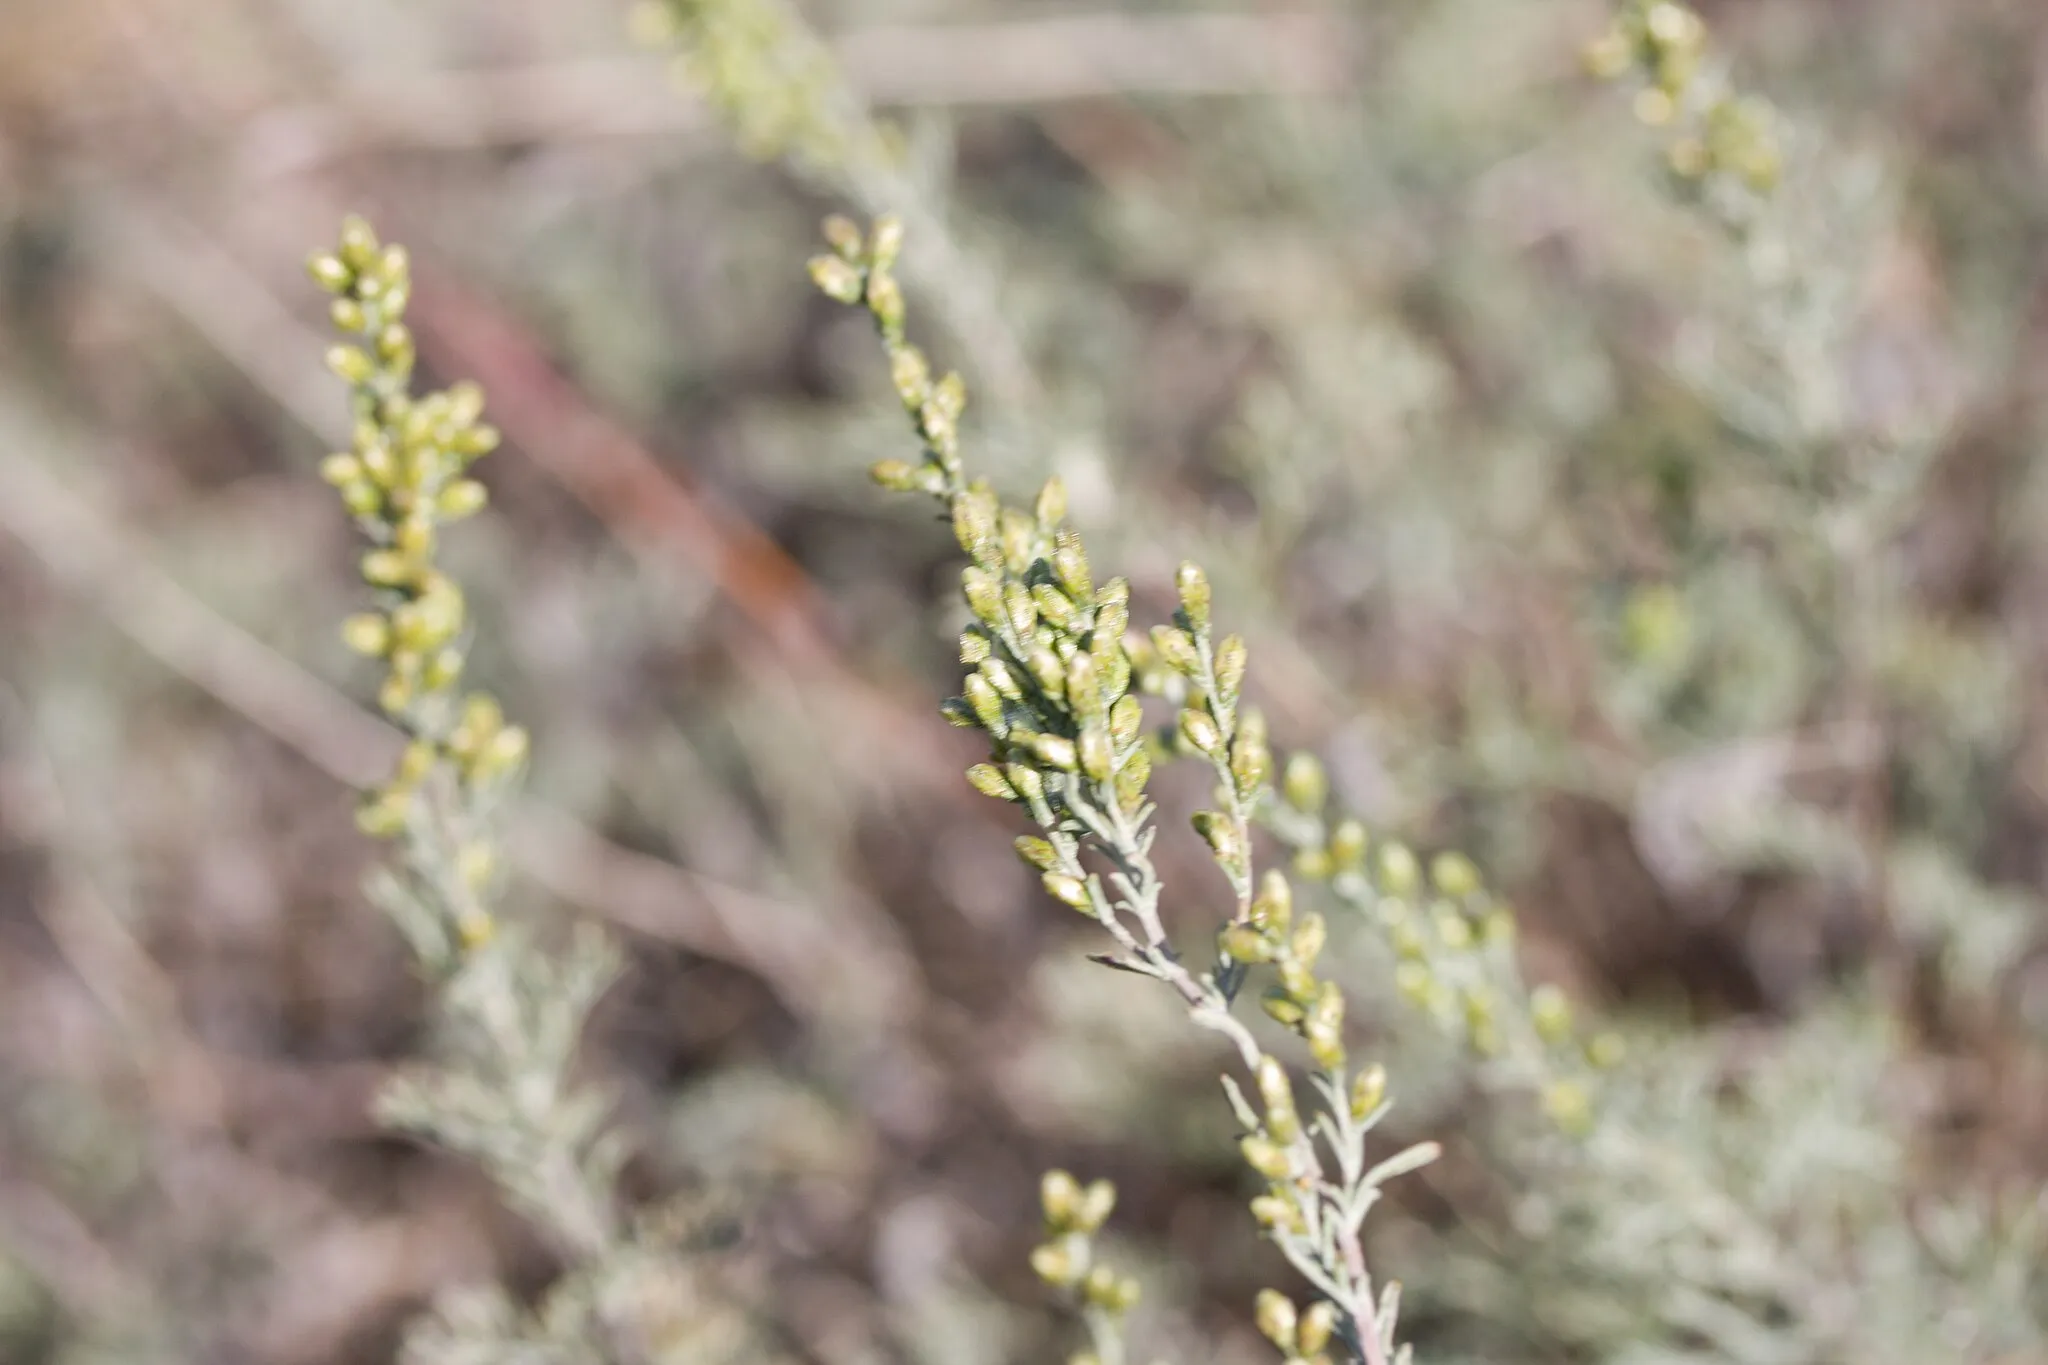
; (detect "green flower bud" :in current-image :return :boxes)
[307,252,353,293]
[1587,1031,1628,1069]
[1214,633,1247,708]
[953,482,1000,566]
[1076,1179,1115,1232]
[1034,475,1067,529]
[329,298,367,333]
[1040,1168,1081,1226]
[1042,872,1091,911]
[1113,747,1150,811]
[1174,561,1211,633]
[1079,726,1114,784]
[1430,850,1482,898]
[326,345,375,385]
[1330,819,1369,870]
[966,763,1018,801]
[1108,694,1143,751]
[340,613,390,656]
[1178,707,1223,756]
[1261,990,1305,1027]
[1239,1136,1292,1182]
[1026,646,1066,701]
[964,673,1005,731]
[980,657,1023,701]
[1032,734,1079,771]
[1004,582,1039,639]
[865,271,905,333]
[1249,1192,1303,1233]
[1030,1237,1083,1286]
[1543,1079,1593,1136]
[1006,764,1045,803]
[807,253,864,304]
[1350,1063,1387,1119]
[1251,870,1293,932]
[1282,752,1328,812]
[1254,1289,1298,1351]
[1220,924,1274,964]
[1255,1057,1297,1142]
[1299,1302,1338,1356]
[1150,625,1199,675]
[1290,912,1327,967]
[821,214,863,260]
[1229,725,1270,795]
[1031,582,1077,633]
[1052,528,1092,602]
[436,479,488,521]
[889,345,931,411]
[1092,578,1129,643]
[1015,836,1059,872]
[868,213,904,269]
[1531,984,1573,1045]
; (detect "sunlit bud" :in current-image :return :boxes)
[1040,1168,1081,1226]
[966,763,1018,801]
[1034,475,1067,528]
[326,345,375,385]
[1043,872,1091,910]
[807,253,863,304]
[1032,734,1079,771]
[1052,528,1092,602]
[1351,1063,1388,1119]
[1079,727,1115,784]
[1149,625,1199,675]
[1299,1302,1338,1356]
[1092,578,1129,643]
[1377,841,1420,894]
[1214,634,1247,707]
[1077,1179,1115,1232]
[1254,1289,1298,1351]
[1112,748,1150,811]
[1282,752,1328,812]
[340,613,390,656]
[437,479,488,520]
[1251,870,1293,933]
[1032,582,1077,633]
[1174,561,1211,632]
[1178,707,1222,756]
[1221,924,1274,964]
[1330,819,1369,870]
[1239,1136,1291,1182]
[1015,836,1059,872]
[1531,984,1573,1044]
[1104,695,1142,752]
[821,214,863,260]
[868,213,905,269]
[1290,912,1327,967]
[1261,991,1304,1027]
[307,252,353,293]
[1007,764,1044,803]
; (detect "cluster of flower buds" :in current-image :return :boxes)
[628,0,852,168]
[1584,0,1783,194]
[1253,1288,1340,1365]
[812,217,1158,915]
[1266,752,1623,1135]
[309,217,526,942]
[1031,1171,1141,1333]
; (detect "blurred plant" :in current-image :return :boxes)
[309,217,759,1365]
[1030,1170,1142,1365]
[812,212,1439,1365]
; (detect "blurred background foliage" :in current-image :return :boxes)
[1,0,2046,1361]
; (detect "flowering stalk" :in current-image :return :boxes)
[812,214,1436,1365]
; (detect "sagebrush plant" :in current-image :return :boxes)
[808,213,1442,1365]
[309,218,758,1365]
